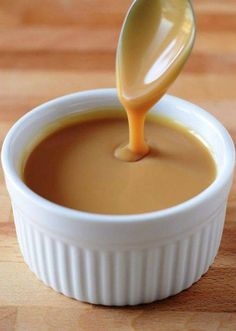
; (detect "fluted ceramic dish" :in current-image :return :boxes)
[1,89,235,306]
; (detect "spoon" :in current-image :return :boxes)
[115,0,196,161]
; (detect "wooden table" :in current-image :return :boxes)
[0,1,236,330]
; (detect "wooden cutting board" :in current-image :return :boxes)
[0,0,235,330]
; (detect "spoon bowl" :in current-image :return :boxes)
[116,0,196,112]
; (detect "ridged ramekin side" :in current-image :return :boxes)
[12,201,227,306]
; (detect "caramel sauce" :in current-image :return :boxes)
[23,113,216,215]
[116,0,195,161]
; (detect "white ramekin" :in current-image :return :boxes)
[1,89,235,306]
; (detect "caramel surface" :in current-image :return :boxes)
[23,113,216,215]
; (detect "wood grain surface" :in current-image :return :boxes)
[0,0,236,330]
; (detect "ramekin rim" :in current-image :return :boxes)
[1,88,235,224]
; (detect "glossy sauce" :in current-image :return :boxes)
[116,0,195,161]
[23,113,216,215]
